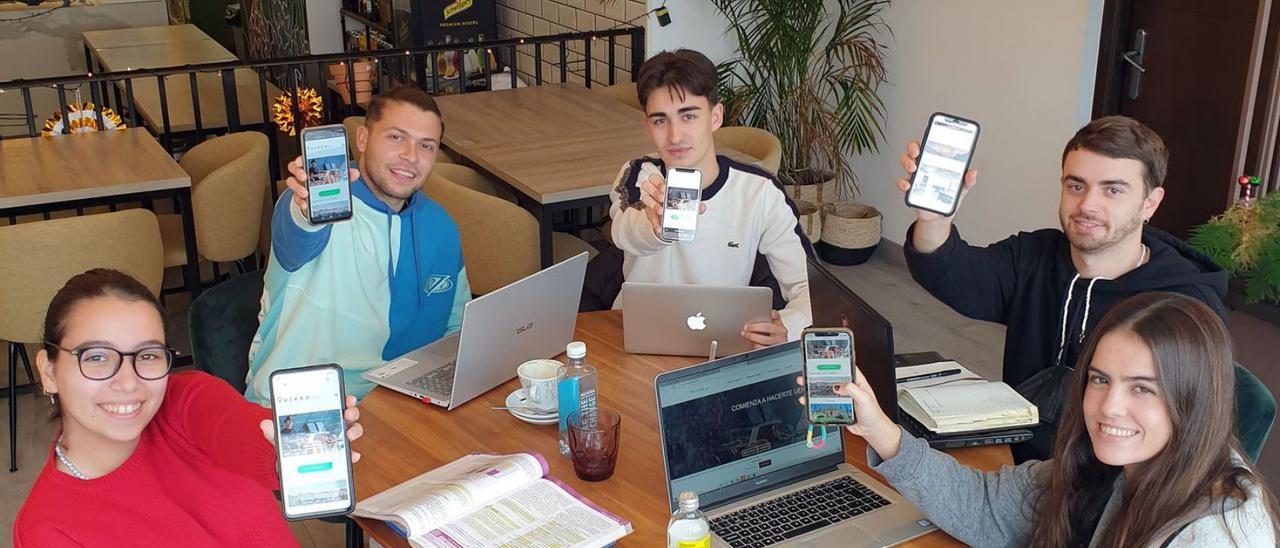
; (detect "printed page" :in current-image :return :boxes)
[901,382,1036,423]
[354,453,546,537]
[412,478,630,548]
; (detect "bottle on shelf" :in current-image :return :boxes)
[557,341,598,457]
[667,491,711,548]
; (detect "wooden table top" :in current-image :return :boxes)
[0,128,189,210]
[83,24,213,51]
[351,310,1012,547]
[435,84,762,204]
[122,68,283,133]
[94,39,237,72]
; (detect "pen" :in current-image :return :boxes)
[898,368,961,384]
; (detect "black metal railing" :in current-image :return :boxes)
[1,26,645,193]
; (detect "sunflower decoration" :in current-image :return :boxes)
[272,87,324,136]
[41,102,126,136]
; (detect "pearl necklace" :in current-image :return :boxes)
[54,435,90,480]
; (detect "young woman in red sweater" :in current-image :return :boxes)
[14,268,364,546]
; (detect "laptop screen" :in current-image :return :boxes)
[807,258,898,422]
[656,342,844,511]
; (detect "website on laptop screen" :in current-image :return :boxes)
[659,347,843,507]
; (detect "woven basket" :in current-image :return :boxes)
[783,178,839,206]
[818,201,881,265]
[794,200,823,243]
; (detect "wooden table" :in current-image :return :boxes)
[123,69,283,136]
[435,84,755,267]
[94,40,238,72]
[83,24,214,51]
[352,311,1012,547]
[0,128,201,295]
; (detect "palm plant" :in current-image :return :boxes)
[712,0,889,197]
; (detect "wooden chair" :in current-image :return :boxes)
[158,132,270,288]
[0,209,164,471]
[715,126,783,175]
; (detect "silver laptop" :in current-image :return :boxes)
[619,282,773,357]
[361,252,588,410]
[655,342,937,547]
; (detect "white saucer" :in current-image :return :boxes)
[506,389,558,425]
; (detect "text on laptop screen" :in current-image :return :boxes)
[658,346,842,507]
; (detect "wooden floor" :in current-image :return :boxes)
[1,245,1276,545]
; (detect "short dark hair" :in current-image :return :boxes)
[1061,115,1168,194]
[365,85,445,135]
[635,49,719,111]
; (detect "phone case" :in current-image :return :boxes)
[660,167,702,242]
[802,327,857,426]
[904,112,981,218]
[268,363,356,521]
[300,124,354,225]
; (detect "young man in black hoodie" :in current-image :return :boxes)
[896,116,1228,462]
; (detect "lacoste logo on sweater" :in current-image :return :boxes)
[424,275,454,295]
[728,241,740,248]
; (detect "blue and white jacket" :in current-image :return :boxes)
[244,177,470,404]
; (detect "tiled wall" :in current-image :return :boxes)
[495,0,647,88]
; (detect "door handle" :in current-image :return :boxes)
[1124,29,1147,99]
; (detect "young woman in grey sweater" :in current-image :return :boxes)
[815,293,1279,546]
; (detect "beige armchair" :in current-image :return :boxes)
[590,82,642,111]
[158,132,270,283]
[714,126,783,175]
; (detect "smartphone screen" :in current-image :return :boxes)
[269,364,355,520]
[661,167,702,242]
[301,125,353,224]
[905,113,980,217]
[803,328,856,425]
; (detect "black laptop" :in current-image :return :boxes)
[806,258,1033,449]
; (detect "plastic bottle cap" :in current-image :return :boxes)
[567,341,587,359]
[678,491,699,511]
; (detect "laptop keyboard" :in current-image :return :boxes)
[709,476,891,547]
[405,362,456,397]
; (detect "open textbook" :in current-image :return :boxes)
[895,361,1038,434]
[353,452,632,548]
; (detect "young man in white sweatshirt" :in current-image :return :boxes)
[609,49,813,348]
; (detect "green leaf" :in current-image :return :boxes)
[1188,221,1242,272]
[1243,237,1280,304]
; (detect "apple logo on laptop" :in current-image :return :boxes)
[687,312,707,331]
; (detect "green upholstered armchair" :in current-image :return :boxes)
[1236,363,1275,462]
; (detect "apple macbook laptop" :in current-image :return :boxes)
[619,282,773,357]
[655,341,937,547]
[361,252,587,410]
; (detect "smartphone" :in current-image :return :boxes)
[660,167,702,242]
[802,327,857,425]
[904,112,981,217]
[300,124,353,224]
[269,364,356,521]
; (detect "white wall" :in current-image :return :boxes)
[853,0,1104,246]
[645,0,1105,247]
[644,0,737,63]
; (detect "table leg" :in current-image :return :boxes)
[177,189,202,297]
[539,204,555,268]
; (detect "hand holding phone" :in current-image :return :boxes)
[298,125,356,224]
[901,113,980,219]
[637,166,707,240]
[802,327,857,425]
[269,364,357,520]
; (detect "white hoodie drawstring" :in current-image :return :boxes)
[1054,244,1148,368]
[1055,273,1081,368]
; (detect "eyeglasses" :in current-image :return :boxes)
[45,342,175,381]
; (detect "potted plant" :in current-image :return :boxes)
[712,0,890,265]
[1189,191,1280,313]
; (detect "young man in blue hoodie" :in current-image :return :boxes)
[245,86,470,404]
[896,116,1228,461]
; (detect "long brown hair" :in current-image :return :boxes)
[1029,292,1279,547]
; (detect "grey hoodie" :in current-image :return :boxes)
[870,429,1276,547]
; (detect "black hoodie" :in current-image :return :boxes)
[904,224,1228,460]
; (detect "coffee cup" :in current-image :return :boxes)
[517,359,561,414]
